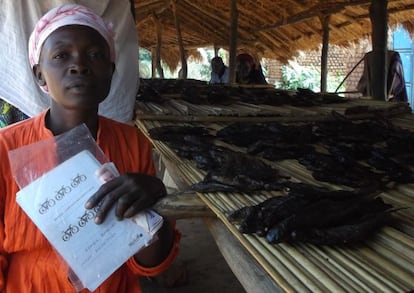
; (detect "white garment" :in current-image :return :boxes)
[0,0,139,122]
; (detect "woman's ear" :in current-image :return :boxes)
[32,64,46,86]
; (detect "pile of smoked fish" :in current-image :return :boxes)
[137,78,347,107]
[227,184,394,245]
[148,113,414,246]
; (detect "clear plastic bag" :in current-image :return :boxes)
[8,124,158,291]
[9,123,108,189]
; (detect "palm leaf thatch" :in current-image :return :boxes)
[133,0,414,69]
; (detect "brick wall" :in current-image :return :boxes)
[263,39,372,95]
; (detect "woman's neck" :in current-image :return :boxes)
[46,106,99,139]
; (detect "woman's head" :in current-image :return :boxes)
[236,53,255,83]
[29,4,115,68]
[211,56,225,74]
[28,4,115,109]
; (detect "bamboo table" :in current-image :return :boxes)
[136,98,414,293]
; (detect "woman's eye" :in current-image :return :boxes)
[89,51,105,59]
[53,52,67,59]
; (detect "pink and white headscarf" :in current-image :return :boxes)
[28,4,115,91]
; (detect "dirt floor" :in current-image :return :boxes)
[140,218,246,293]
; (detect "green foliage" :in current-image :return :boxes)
[196,48,227,81]
[195,63,211,81]
[139,48,152,78]
[138,47,213,80]
[139,48,151,62]
[327,72,346,93]
[280,64,320,91]
[278,61,345,93]
[138,47,346,93]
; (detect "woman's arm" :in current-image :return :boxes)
[133,217,174,267]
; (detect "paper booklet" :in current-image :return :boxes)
[16,150,163,291]
[97,162,164,238]
[132,209,164,236]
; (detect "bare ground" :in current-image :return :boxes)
[140,218,246,293]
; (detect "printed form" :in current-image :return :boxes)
[16,150,162,291]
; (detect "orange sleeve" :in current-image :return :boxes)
[0,206,7,291]
[126,227,181,277]
[0,138,9,290]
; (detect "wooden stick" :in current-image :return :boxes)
[153,192,215,219]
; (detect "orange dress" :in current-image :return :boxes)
[0,111,179,292]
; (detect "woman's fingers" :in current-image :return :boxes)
[122,196,150,218]
[85,173,164,224]
[85,177,120,209]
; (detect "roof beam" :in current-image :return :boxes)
[354,3,414,19]
[134,0,170,18]
[253,0,371,32]
[327,3,414,35]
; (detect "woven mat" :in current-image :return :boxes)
[135,98,411,122]
[135,104,414,292]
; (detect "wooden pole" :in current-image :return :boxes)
[129,0,136,21]
[229,0,238,83]
[153,14,164,78]
[172,0,187,79]
[151,48,156,78]
[214,45,219,57]
[369,0,388,100]
[320,14,331,93]
[206,219,283,292]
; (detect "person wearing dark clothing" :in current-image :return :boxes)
[235,53,267,85]
[357,50,408,102]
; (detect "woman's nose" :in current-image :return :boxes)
[69,56,90,75]
[69,66,90,75]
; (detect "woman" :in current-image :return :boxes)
[235,53,267,85]
[0,0,139,123]
[0,4,180,292]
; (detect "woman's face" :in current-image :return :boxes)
[212,59,224,74]
[34,25,114,110]
[236,59,252,82]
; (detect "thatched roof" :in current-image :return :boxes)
[133,0,414,67]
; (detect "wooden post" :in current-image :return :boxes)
[129,0,136,21]
[229,0,238,83]
[320,14,330,93]
[151,48,156,78]
[214,45,219,57]
[206,218,283,292]
[153,14,164,78]
[369,0,388,100]
[172,0,187,79]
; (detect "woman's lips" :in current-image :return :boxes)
[67,80,93,92]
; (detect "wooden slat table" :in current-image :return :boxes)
[136,97,411,123]
[135,98,414,293]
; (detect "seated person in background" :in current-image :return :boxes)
[235,53,267,84]
[0,4,180,292]
[357,50,408,102]
[209,56,229,84]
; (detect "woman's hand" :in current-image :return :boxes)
[85,173,166,224]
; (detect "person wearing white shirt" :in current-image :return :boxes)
[209,57,230,84]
